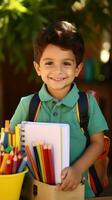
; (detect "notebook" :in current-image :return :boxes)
[20,121,70,184]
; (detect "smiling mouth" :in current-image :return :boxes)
[49,77,66,81]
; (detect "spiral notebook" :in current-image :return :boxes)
[20,121,70,184]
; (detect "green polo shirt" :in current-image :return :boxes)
[10,83,108,198]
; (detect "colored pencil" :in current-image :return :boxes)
[0,128,5,144]
[36,143,46,182]
[40,142,47,183]
[9,149,14,161]
[25,144,39,180]
[33,142,42,181]
[12,133,16,147]
[43,144,51,184]
[4,120,10,147]
[0,151,2,166]
[5,159,12,174]
[0,153,9,174]
[12,155,18,174]
[4,145,13,153]
[17,156,27,173]
[17,152,22,168]
[15,126,20,149]
[47,145,55,185]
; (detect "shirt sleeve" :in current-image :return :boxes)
[87,94,109,135]
[10,95,33,131]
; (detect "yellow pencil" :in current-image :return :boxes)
[15,126,20,149]
[36,142,46,183]
[8,132,12,146]
[0,128,5,144]
[12,132,16,147]
[40,142,47,183]
[0,153,9,174]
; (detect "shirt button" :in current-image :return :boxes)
[53,112,58,116]
[52,100,58,104]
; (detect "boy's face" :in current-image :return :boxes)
[34,44,83,99]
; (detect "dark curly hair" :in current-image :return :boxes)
[33,21,85,66]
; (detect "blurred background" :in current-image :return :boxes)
[0,0,112,195]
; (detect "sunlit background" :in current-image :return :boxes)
[0,0,112,132]
[0,0,112,195]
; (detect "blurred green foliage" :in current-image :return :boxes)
[0,0,112,72]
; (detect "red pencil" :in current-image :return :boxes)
[12,155,18,174]
[9,150,14,162]
[5,159,12,174]
[47,144,55,185]
[43,144,51,184]
[17,153,22,169]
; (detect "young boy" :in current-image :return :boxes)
[10,21,108,198]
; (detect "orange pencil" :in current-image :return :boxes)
[4,120,10,148]
[25,144,39,180]
[0,153,9,174]
[0,151,2,166]
[5,120,10,133]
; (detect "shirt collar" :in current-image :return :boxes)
[61,83,79,107]
[39,84,54,101]
[39,83,79,107]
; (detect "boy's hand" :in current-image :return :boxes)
[57,165,83,191]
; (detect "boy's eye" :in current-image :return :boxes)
[45,61,53,65]
[63,61,72,66]
[64,62,71,65]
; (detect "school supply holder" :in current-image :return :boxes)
[0,121,29,200]
[0,168,28,200]
[21,173,85,200]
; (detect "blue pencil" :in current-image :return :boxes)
[17,156,27,173]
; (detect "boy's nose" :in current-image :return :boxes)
[54,64,63,72]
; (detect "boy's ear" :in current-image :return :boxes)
[75,62,84,77]
[33,61,41,76]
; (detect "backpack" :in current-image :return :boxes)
[28,91,110,197]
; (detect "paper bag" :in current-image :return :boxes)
[21,174,84,200]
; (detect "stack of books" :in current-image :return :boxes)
[20,121,70,184]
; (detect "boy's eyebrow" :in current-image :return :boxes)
[42,58,53,61]
[63,58,74,62]
[42,58,75,61]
